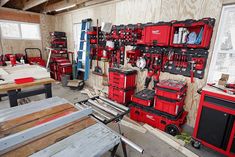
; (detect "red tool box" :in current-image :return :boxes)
[131,89,155,107]
[192,86,235,156]
[137,22,172,46]
[130,103,188,136]
[155,79,187,100]
[25,48,46,67]
[154,96,185,116]
[170,18,215,49]
[109,68,137,89]
[57,63,72,74]
[108,86,135,105]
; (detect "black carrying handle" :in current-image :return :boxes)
[25,48,42,60]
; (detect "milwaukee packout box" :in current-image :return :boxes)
[129,103,188,135]
[108,86,135,105]
[109,68,137,89]
[131,89,155,107]
[155,79,187,100]
[137,22,172,46]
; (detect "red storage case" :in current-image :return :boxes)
[170,18,215,49]
[130,103,188,135]
[156,79,187,100]
[154,96,185,116]
[131,89,155,107]
[108,86,135,105]
[109,68,137,89]
[57,63,72,74]
[137,22,172,46]
[15,77,35,84]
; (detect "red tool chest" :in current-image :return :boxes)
[57,63,72,74]
[130,103,188,136]
[192,86,235,156]
[155,79,187,100]
[108,86,135,105]
[137,22,172,46]
[131,89,155,107]
[170,18,215,49]
[109,68,137,89]
[154,96,185,116]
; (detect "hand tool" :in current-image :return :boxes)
[189,60,195,83]
[207,83,235,95]
[225,83,235,89]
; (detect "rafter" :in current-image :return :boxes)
[23,0,48,10]
[44,0,89,13]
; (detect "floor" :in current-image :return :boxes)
[0,83,225,157]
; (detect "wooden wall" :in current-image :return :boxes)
[54,0,230,127]
[0,8,55,60]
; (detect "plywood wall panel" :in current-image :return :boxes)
[54,0,226,127]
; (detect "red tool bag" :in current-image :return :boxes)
[154,96,185,116]
[137,22,172,46]
[25,48,46,67]
[130,103,188,136]
[109,68,137,89]
[155,79,187,100]
[108,86,135,105]
[131,89,155,107]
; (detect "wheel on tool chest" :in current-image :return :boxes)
[191,139,201,149]
[165,124,180,136]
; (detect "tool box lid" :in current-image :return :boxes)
[109,68,137,75]
[133,89,155,100]
[156,79,187,92]
[129,102,183,120]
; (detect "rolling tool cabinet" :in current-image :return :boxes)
[192,86,235,157]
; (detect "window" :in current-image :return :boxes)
[0,20,41,40]
[208,5,235,83]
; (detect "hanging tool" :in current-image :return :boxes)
[208,83,235,95]
[77,18,92,80]
[93,19,103,75]
[189,60,195,83]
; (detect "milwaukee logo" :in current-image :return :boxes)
[152,30,160,34]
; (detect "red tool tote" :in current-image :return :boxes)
[130,103,188,136]
[131,89,155,107]
[192,86,235,156]
[25,48,46,67]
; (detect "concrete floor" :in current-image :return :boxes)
[0,83,225,157]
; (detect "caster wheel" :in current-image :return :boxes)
[191,139,201,149]
[165,124,180,136]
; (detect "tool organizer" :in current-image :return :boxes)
[87,17,215,79]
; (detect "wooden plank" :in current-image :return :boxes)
[23,0,48,10]
[0,104,77,138]
[0,78,55,92]
[144,124,198,157]
[2,117,96,157]
[0,9,40,23]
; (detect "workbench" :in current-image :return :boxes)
[0,97,122,157]
[0,64,54,107]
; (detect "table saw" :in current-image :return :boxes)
[0,97,143,157]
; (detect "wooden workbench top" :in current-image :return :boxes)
[0,78,55,92]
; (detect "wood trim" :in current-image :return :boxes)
[0,9,40,23]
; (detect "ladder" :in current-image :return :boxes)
[77,18,92,81]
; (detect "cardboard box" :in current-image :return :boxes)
[218,74,229,86]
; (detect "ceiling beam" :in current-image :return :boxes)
[44,0,89,13]
[1,0,10,6]
[84,0,111,6]
[23,0,48,10]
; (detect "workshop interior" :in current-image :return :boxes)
[0,0,235,157]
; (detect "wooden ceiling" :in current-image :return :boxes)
[0,0,111,15]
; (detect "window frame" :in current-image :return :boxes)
[207,4,235,83]
[0,20,41,41]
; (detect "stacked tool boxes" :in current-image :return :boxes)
[108,68,137,105]
[130,79,188,136]
[50,57,72,81]
[50,31,67,53]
